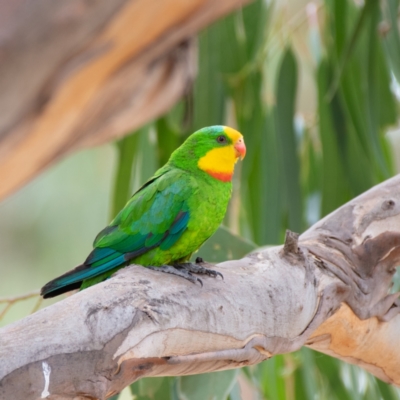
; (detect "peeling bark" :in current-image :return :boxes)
[0,0,250,200]
[1,175,400,399]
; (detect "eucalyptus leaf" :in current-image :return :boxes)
[111,131,140,220]
[196,225,256,263]
[381,0,400,84]
[130,377,174,400]
[177,370,238,400]
[274,47,304,232]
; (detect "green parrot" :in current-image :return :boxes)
[41,125,246,298]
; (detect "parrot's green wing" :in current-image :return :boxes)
[93,167,195,259]
[41,168,197,297]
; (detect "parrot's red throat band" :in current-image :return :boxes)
[204,170,233,182]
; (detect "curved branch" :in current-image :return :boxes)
[1,175,400,399]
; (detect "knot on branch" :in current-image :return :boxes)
[283,230,300,256]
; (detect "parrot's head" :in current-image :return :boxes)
[170,125,246,182]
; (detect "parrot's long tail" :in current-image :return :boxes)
[41,240,159,298]
[40,249,127,298]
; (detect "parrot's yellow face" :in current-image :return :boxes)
[197,126,246,182]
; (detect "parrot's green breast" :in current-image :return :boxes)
[134,170,232,266]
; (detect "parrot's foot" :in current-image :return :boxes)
[174,262,224,280]
[147,265,203,286]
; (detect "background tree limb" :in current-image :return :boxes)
[0,0,250,200]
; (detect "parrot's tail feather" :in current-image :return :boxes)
[41,242,162,298]
[41,281,82,299]
[41,253,127,298]
[41,263,87,299]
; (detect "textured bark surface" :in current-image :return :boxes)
[0,0,250,200]
[1,175,400,399]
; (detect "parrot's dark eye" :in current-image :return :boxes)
[217,135,227,144]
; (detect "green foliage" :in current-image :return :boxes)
[105,0,400,398]
[274,47,304,233]
[382,0,400,84]
[197,225,256,263]
[127,372,238,400]
[111,126,156,219]
[177,370,238,400]
[130,377,174,400]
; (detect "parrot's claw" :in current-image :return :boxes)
[195,257,204,264]
[175,262,224,280]
[147,265,203,286]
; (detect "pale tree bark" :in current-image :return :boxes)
[1,175,400,399]
[0,0,250,200]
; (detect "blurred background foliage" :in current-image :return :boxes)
[1,0,400,398]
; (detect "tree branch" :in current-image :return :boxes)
[2,175,400,399]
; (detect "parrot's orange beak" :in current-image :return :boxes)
[234,137,246,160]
